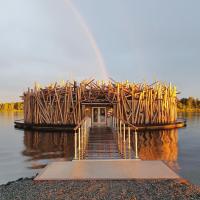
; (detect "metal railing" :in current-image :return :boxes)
[74,118,90,160]
[112,116,139,159]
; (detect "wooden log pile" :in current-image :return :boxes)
[115,81,177,125]
[23,79,177,126]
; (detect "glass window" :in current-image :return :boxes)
[100,108,106,123]
[93,108,98,122]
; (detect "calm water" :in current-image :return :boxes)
[0,112,200,185]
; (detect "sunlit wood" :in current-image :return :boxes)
[23,80,177,126]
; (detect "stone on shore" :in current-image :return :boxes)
[0,178,200,200]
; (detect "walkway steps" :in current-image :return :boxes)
[84,127,122,159]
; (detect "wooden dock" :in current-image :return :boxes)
[35,160,180,180]
[80,126,135,160]
[34,126,180,181]
[85,127,122,159]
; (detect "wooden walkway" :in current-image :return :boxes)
[35,127,180,181]
[84,127,135,159]
[35,160,180,180]
[85,127,122,159]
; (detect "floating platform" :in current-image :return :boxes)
[135,119,187,131]
[15,119,186,132]
[34,160,180,181]
[14,120,75,132]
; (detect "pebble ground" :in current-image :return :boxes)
[0,178,200,200]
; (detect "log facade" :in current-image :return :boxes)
[23,80,177,126]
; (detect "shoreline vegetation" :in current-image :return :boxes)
[0,102,23,112]
[1,97,200,113]
[177,97,200,112]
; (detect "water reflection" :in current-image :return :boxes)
[22,131,74,169]
[22,128,180,171]
[1,112,200,185]
[0,111,23,126]
[138,129,178,160]
[178,112,200,122]
[133,129,180,171]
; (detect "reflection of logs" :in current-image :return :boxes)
[135,129,178,161]
[23,131,74,161]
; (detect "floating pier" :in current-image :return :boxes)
[35,160,180,180]
[33,124,180,181]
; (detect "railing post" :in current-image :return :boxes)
[117,118,118,130]
[120,120,122,136]
[84,120,87,135]
[84,120,86,149]
[111,116,114,128]
[128,127,130,149]
[74,131,77,160]
[82,126,84,158]
[135,130,139,159]
[123,123,126,142]
[78,127,81,151]
[81,125,83,157]
[123,141,126,159]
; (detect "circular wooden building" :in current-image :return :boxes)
[15,79,186,131]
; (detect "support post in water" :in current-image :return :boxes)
[135,130,139,159]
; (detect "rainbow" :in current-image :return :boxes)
[64,0,109,80]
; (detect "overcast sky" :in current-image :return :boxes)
[0,0,200,102]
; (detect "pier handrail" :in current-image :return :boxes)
[74,118,86,131]
[112,115,139,159]
[74,117,90,160]
[118,118,138,130]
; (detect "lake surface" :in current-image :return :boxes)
[0,112,200,185]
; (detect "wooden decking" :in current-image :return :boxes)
[84,127,135,159]
[34,126,180,181]
[35,160,180,180]
[85,127,122,159]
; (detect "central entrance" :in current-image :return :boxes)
[92,107,106,126]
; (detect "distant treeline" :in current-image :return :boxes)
[177,97,200,112]
[0,98,200,112]
[0,102,23,111]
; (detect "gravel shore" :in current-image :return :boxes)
[0,178,200,200]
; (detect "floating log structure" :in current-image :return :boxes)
[23,79,178,126]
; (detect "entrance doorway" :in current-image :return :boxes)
[92,107,106,126]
